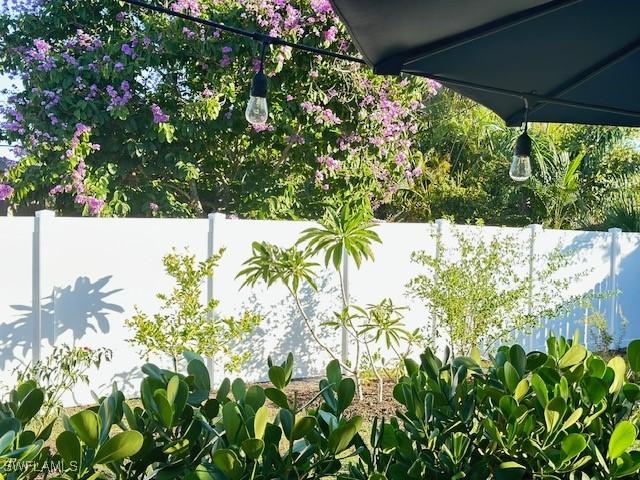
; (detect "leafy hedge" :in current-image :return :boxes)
[2,335,640,479]
[349,335,640,480]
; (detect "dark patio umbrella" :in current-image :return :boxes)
[329,0,640,127]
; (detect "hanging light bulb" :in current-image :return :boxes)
[510,99,532,182]
[510,130,532,181]
[245,41,269,125]
[245,72,268,125]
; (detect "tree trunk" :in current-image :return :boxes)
[189,180,204,216]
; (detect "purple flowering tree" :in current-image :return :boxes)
[0,0,439,217]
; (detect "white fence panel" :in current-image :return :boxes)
[0,217,34,391]
[42,217,209,404]
[617,232,640,343]
[348,222,436,354]
[1,212,640,405]
[527,228,613,351]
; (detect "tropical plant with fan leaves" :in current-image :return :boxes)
[350,299,420,400]
[296,206,381,270]
[238,206,412,401]
[238,242,319,293]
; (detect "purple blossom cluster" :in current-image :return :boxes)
[0,157,18,172]
[72,30,103,50]
[426,78,442,95]
[300,101,341,126]
[1,0,441,215]
[1,107,25,134]
[23,38,55,71]
[1,0,42,16]
[220,46,233,68]
[309,74,439,203]
[182,27,197,39]
[338,132,361,151]
[170,0,201,16]
[18,28,107,76]
[121,42,136,58]
[151,104,170,124]
[314,155,342,191]
[61,51,78,66]
[84,84,99,101]
[0,183,14,201]
[48,124,104,214]
[317,155,341,171]
[3,87,65,150]
[243,0,336,41]
[245,1,302,37]
[75,194,105,215]
[252,123,275,133]
[106,82,133,111]
[310,0,332,15]
[323,26,338,43]
[40,89,61,109]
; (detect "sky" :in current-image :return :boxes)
[0,73,18,160]
[1,1,20,160]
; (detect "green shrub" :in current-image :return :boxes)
[349,335,640,479]
[407,225,605,356]
[56,385,143,479]
[14,345,111,426]
[1,379,143,480]
[2,352,363,479]
[127,248,261,372]
[0,382,51,479]
[6,334,639,479]
[210,355,361,479]
[122,351,223,479]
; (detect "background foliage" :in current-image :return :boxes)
[0,0,434,219]
[1,1,638,229]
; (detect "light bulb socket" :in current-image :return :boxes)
[514,131,532,157]
[250,72,268,98]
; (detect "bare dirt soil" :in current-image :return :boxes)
[263,377,400,420]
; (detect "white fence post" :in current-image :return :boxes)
[207,212,227,386]
[434,219,449,339]
[527,224,543,350]
[341,249,349,364]
[33,210,55,363]
[608,227,621,338]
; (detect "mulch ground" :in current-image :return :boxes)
[259,377,400,420]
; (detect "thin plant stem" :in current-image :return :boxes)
[288,287,354,374]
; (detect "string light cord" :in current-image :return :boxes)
[258,39,268,72]
[120,0,640,123]
[521,97,529,132]
[120,0,367,65]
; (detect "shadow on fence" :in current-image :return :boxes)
[522,231,640,351]
[1,275,123,369]
[235,272,341,381]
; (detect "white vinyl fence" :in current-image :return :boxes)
[1,211,638,405]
